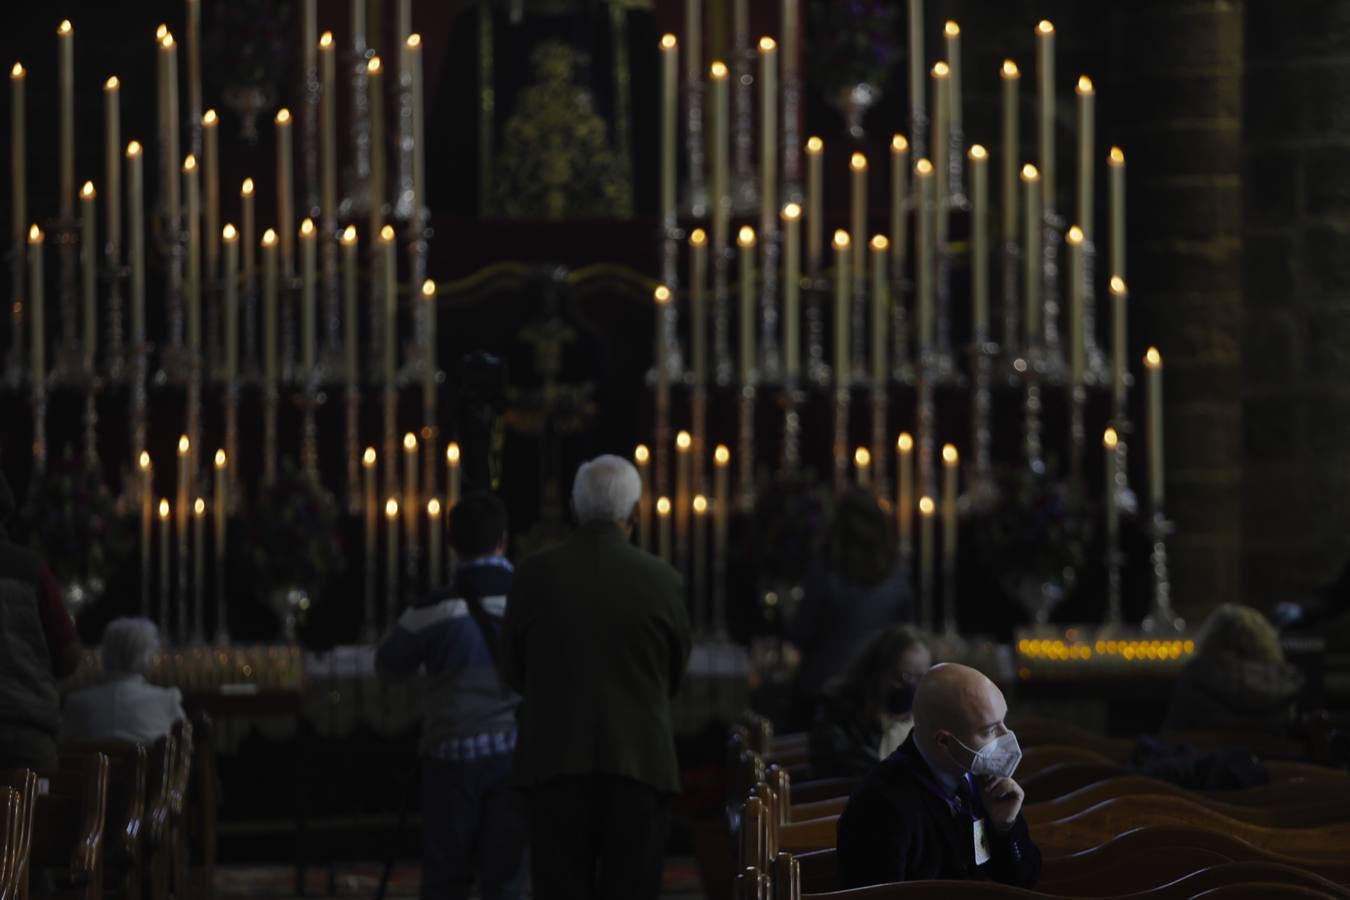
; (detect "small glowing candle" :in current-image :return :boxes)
[654,285,671,406]
[80,181,97,369]
[890,136,909,279]
[1076,76,1095,243]
[1109,146,1126,280]
[782,203,802,382]
[275,109,294,274]
[1145,347,1164,510]
[367,56,386,234]
[407,34,426,220]
[445,441,461,510]
[737,226,756,385]
[104,78,122,266]
[403,432,419,569]
[675,430,692,562]
[213,450,227,601]
[241,178,256,290]
[1002,61,1020,349]
[222,225,239,381]
[833,230,851,386]
[127,143,145,345]
[931,63,950,227]
[692,494,708,627]
[1022,164,1042,350]
[1110,277,1128,419]
[1104,427,1119,550]
[427,498,442,589]
[176,436,191,613]
[897,433,914,561]
[193,497,206,640]
[850,153,868,281]
[319,32,336,225]
[421,279,437,403]
[363,447,377,627]
[633,444,653,548]
[57,20,74,218]
[710,61,730,251]
[944,21,963,157]
[385,497,400,620]
[915,159,935,353]
[139,451,153,615]
[806,137,824,275]
[854,446,872,487]
[381,224,396,387]
[657,496,672,563]
[941,444,959,575]
[11,64,26,286]
[1066,225,1085,386]
[969,145,989,338]
[159,498,171,628]
[202,110,219,280]
[184,154,200,353]
[342,226,358,385]
[870,235,889,387]
[690,228,708,389]
[712,445,729,573]
[262,229,279,388]
[299,217,316,372]
[919,495,935,628]
[28,225,43,387]
[158,31,180,226]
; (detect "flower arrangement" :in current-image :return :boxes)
[245,463,344,594]
[18,454,132,587]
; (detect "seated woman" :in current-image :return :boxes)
[1163,603,1303,736]
[809,625,932,778]
[61,617,184,744]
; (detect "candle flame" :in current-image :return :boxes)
[714,444,730,465]
[710,61,728,78]
[1021,163,1040,181]
[214,449,227,467]
[380,224,395,242]
[446,442,461,463]
[126,140,142,157]
[183,154,196,172]
[203,108,217,125]
[363,447,377,467]
[635,444,650,464]
[58,20,72,35]
[676,430,692,450]
[738,225,756,247]
[160,33,174,49]
[261,228,277,246]
[759,37,776,52]
[178,434,190,454]
[159,499,170,519]
[656,496,671,516]
[341,225,357,244]
[1144,347,1162,368]
[194,497,206,516]
[299,217,314,236]
[689,228,707,246]
[892,134,909,152]
[1104,427,1119,449]
[653,284,671,304]
[368,55,382,74]
[1110,275,1127,295]
[241,177,254,196]
[1066,225,1084,244]
[969,144,988,161]
[806,136,823,154]
[27,224,41,243]
[427,497,441,516]
[216,223,234,242]
[945,20,960,36]
[692,494,708,514]
[915,158,934,176]
[10,63,24,78]
[943,444,959,464]
[850,152,867,170]
[833,230,850,249]
[1002,59,1020,78]
[660,34,677,50]
[422,278,436,297]
[1037,20,1055,35]
[319,31,333,48]
[385,498,399,518]
[81,181,95,198]
[870,235,888,251]
[1077,75,1094,94]
[275,108,291,125]
[919,496,936,516]
[782,202,801,220]
[155,24,167,40]
[854,447,871,467]
[1109,146,1125,165]
[898,432,913,452]
[139,451,151,470]
[403,432,418,451]
[105,75,119,90]
[933,61,950,78]
[406,34,421,49]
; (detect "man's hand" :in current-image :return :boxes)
[977,775,1025,832]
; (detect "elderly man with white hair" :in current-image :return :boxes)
[61,617,184,744]
[501,454,691,900]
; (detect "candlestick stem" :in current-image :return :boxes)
[1143,512,1185,633]
[737,387,756,512]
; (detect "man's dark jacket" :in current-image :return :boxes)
[836,735,1041,888]
[501,520,692,794]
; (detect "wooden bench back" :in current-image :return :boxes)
[0,786,21,900]
[1026,776,1350,827]
[61,742,147,898]
[0,770,37,900]
[30,752,109,899]
[1017,744,1118,780]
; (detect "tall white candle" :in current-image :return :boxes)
[407,34,426,221]
[712,446,729,572]
[223,225,238,381]
[870,236,888,387]
[782,203,801,382]
[28,225,43,387]
[890,135,909,280]
[381,224,397,386]
[675,430,691,566]
[262,229,278,388]
[427,498,442,590]
[213,450,227,622]
[385,498,400,619]
[690,229,708,388]
[850,154,867,282]
[342,226,358,385]
[300,218,317,372]
[806,137,823,275]
[759,38,778,234]
[184,155,201,353]
[80,182,97,369]
[915,159,934,354]
[660,35,678,227]
[104,78,122,265]
[737,226,756,385]
[1103,427,1119,553]
[941,444,959,585]
[918,495,935,627]
[193,497,205,640]
[1067,225,1084,386]
[202,111,219,280]
[403,432,419,573]
[635,444,652,550]
[363,448,377,624]
[1077,76,1095,243]
[57,21,74,219]
[692,494,708,626]
[931,63,949,230]
[159,32,180,227]
[710,61,730,252]
[833,230,851,386]
[970,146,989,338]
[127,143,145,345]
[854,447,871,488]
[1145,347,1164,510]
[159,499,171,628]
[1110,276,1128,419]
[275,109,295,275]
[1022,165,1042,350]
[187,0,202,148]
[896,433,913,561]
[445,442,461,511]
[657,496,672,563]
[944,22,962,159]
[241,179,255,291]
[1036,21,1056,214]
[1109,146,1126,279]
[907,0,924,156]
[139,452,153,615]
[319,33,337,226]
[1001,61,1020,347]
[368,56,386,229]
[11,64,25,293]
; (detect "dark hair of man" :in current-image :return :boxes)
[449,490,509,559]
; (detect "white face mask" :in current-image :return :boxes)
[948,730,1023,779]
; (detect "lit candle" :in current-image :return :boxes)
[1145,347,1164,510]
[445,442,461,511]
[262,229,279,389]
[241,178,256,292]
[710,61,730,251]
[896,433,914,562]
[104,78,122,266]
[919,495,935,628]
[1110,276,1128,419]
[1067,225,1085,386]
[1076,76,1095,245]
[127,143,145,346]
[850,153,867,281]
[890,135,909,279]
[342,226,358,385]
[213,450,227,607]
[713,445,729,568]
[941,444,959,575]
[654,285,671,408]
[870,235,889,387]
[300,218,317,372]
[385,498,400,620]
[223,225,239,382]
[139,452,153,615]
[193,497,205,641]
[202,110,219,280]
[159,499,171,628]
[738,226,756,384]
[368,56,386,228]
[931,62,950,222]
[806,137,823,275]
[1022,164,1042,350]
[690,228,708,388]
[675,430,692,561]
[1103,427,1119,552]
[158,32,180,226]
[782,204,802,382]
[759,38,778,234]
[833,230,851,386]
[319,32,336,226]
[907,0,924,155]
[184,155,201,353]
[1001,61,1020,349]
[57,20,74,218]
[363,448,377,624]
[915,159,934,354]
[403,432,419,571]
[635,444,652,550]
[407,34,426,220]
[657,496,672,563]
[381,225,397,386]
[187,0,202,148]
[692,494,708,628]
[422,278,437,391]
[427,498,442,589]
[854,447,871,487]
[944,22,963,159]
[28,225,43,387]
[1109,146,1126,279]
[275,109,294,274]
[1036,21,1056,214]
[660,35,677,226]
[969,145,989,338]
[11,64,25,290]
[176,436,191,606]
[80,182,97,369]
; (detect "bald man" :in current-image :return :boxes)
[836,663,1040,887]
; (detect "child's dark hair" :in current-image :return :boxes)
[449,491,509,558]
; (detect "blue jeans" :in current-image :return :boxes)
[421,752,528,900]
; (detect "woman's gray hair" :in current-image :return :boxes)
[571,455,642,525]
[100,617,162,676]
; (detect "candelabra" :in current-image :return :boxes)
[1081,238,1110,385]
[1040,212,1068,382]
[832,388,849,492]
[102,261,128,382]
[968,337,999,509]
[51,219,84,384]
[342,39,373,221]
[891,276,915,385]
[805,278,831,387]
[779,386,803,473]
[737,385,756,512]
[684,79,707,218]
[1000,238,1021,377]
[1143,512,1184,633]
[713,248,733,387]
[757,231,782,387]
[1022,362,1045,477]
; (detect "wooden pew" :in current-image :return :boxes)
[140,735,175,900]
[165,722,192,900]
[59,745,146,900]
[0,770,38,900]
[1024,776,1350,827]
[29,752,109,900]
[185,714,217,900]
[1016,745,1119,780]
[1,785,23,900]
[1023,758,1350,804]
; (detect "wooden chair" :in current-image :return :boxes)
[0,770,38,900]
[140,735,175,900]
[59,745,146,900]
[30,752,109,900]
[1025,776,1350,827]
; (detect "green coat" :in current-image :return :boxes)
[501,520,692,794]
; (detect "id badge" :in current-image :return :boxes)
[972,818,992,866]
